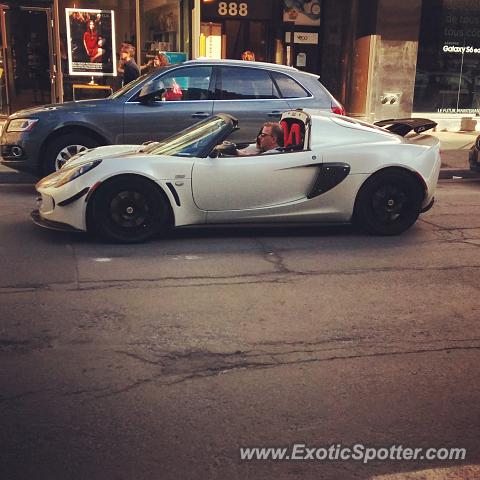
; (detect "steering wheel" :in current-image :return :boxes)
[211,141,238,158]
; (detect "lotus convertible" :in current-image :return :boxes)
[32,110,441,243]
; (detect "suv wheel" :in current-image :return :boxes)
[43,133,100,175]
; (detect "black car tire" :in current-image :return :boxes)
[469,147,480,172]
[354,170,424,236]
[43,133,100,175]
[89,176,171,243]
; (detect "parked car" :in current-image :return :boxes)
[32,110,441,243]
[0,59,344,176]
[469,135,480,172]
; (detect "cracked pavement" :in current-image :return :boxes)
[0,180,480,479]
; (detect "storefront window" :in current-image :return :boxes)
[201,1,273,61]
[58,0,136,100]
[414,0,480,113]
[139,0,183,70]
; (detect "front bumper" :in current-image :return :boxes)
[31,209,83,232]
[34,181,90,232]
[0,157,39,174]
[1,130,41,173]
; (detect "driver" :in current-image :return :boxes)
[237,122,284,156]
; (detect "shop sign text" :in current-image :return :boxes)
[443,44,480,53]
[218,2,248,17]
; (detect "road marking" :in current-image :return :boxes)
[94,258,112,263]
[171,255,201,261]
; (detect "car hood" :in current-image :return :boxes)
[8,99,114,119]
[64,144,141,169]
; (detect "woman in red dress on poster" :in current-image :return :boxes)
[83,20,98,59]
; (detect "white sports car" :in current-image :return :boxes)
[32,110,441,243]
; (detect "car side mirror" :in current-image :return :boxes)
[138,88,165,104]
[138,77,165,103]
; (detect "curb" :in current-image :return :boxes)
[439,168,480,180]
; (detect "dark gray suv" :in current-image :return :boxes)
[0,59,344,175]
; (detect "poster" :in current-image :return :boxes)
[283,0,321,26]
[66,8,117,76]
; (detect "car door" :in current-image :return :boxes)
[122,66,214,144]
[191,149,320,218]
[212,66,290,143]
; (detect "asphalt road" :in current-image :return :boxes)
[0,177,480,480]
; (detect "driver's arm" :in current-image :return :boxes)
[237,143,261,156]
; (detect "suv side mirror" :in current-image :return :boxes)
[138,90,164,104]
[138,77,165,103]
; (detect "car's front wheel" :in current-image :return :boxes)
[354,170,424,235]
[89,176,171,243]
[43,133,100,175]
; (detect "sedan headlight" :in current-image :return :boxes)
[38,159,102,188]
[6,118,39,132]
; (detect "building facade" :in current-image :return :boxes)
[0,0,479,130]
[0,0,192,114]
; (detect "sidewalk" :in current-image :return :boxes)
[429,130,477,170]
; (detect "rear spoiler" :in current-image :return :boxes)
[373,118,437,137]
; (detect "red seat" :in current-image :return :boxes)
[281,120,303,148]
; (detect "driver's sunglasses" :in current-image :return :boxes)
[258,131,273,138]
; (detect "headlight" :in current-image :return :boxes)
[38,159,102,188]
[6,118,39,132]
[63,149,91,168]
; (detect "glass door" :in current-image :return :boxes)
[0,7,8,115]
[224,20,268,62]
[4,6,55,113]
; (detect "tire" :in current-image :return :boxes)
[354,170,424,236]
[43,133,100,175]
[89,176,171,243]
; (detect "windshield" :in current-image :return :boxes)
[145,116,230,157]
[110,74,149,99]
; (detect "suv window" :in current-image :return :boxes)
[145,66,213,102]
[215,66,281,100]
[271,71,310,98]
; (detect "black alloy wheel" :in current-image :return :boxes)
[354,170,424,235]
[90,177,171,243]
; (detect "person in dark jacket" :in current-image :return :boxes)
[118,44,140,85]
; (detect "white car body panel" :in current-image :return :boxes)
[192,150,316,211]
[206,174,369,224]
[34,111,441,237]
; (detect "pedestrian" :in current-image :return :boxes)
[141,52,169,74]
[241,50,255,61]
[118,44,140,85]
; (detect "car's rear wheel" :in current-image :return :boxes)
[43,133,100,175]
[89,177,171,243]
[354,170,424,235]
